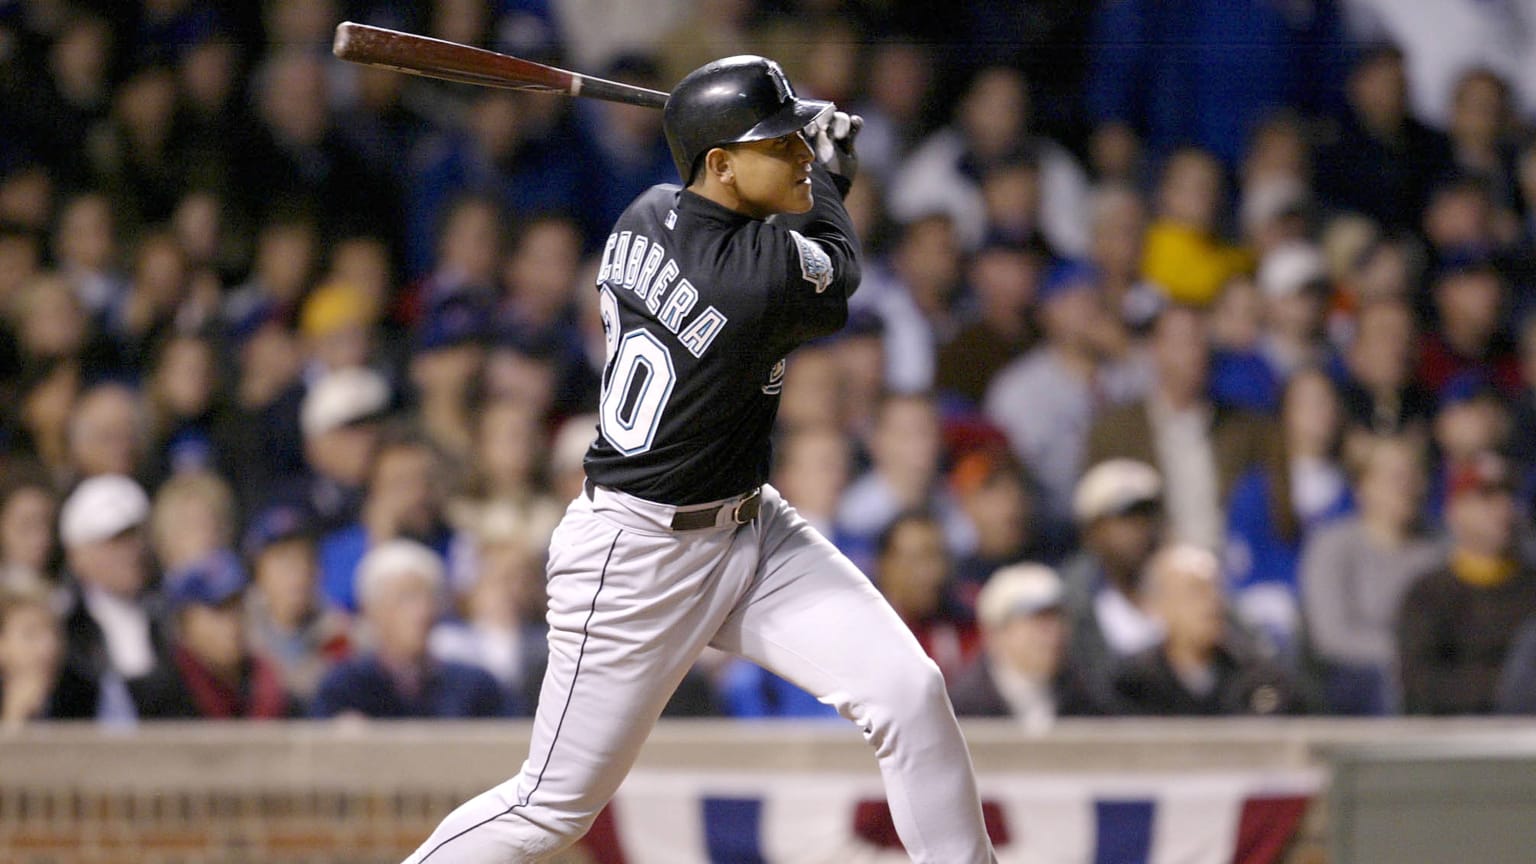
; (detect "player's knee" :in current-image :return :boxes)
[870,654,948,717]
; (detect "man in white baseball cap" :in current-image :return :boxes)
[949,563,1104,731]
[1059,459,1168,710]
[1256,240,1330,379]
[295,366,391,534]
[57,474,167,722]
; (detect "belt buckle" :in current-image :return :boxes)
[731,489,762,524]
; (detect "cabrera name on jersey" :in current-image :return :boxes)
[583,168,860,505]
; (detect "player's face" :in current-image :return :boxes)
[727,132,816,217]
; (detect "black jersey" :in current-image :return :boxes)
[583,164,861,504]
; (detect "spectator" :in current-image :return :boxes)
[53,191,126,320]
[1060,459,1167,708]
[860,214,963,394]
[1445,69,1521,211]
[88,64,181,230]
[574,55,677,236]
[1238,113,1312,258]
[67,382,144,481]
[222,212,319,329]
[1418,255,1521,397]
[283,366,391,536]
[948,448,1041,593]
[0,585,97,729]
[405,90,584,276]
[848,41,933,186]
[837,392,968,565]
[408,195,502,316]
[1207,276,1280,413]
[1088,304,1271,551]
[319,429,457,612]
[56,475,168,723]
[1338,296,1434,440]
[986,261,1142,525]
[1224,367,1353,656]
[871,512,980,683]
[312,539,509,719]
[300,280,377,377]
[771,424,852,543]
[889,66,1091,256]
[1140,147,1253,307]
[1398,452,1536,715]
[231,48,395,243]
[6,360,82,480]
[143,333,226,484]
[135,552,292,720]
[149,471,236,575]
[243,505,350,706]
[1302,434,1442,715]
[935,240,1041,407]
[408,292,488,465]
[0,463,58,591]
[1086,184,1148,324]
[496,214,583,357]
[1428,375,1513,521]
[1313,44,1453,234]
[950,563,1104,730]
[449,399,562,587]
[1114,544,1301,716]
[429,512,547,714]
[1255,241,1333,382]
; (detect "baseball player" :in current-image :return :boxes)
[404,56,997,863]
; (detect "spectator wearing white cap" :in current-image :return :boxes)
[311,539,508,719]
[1059,459,1167,709]
[56,474,168,723]
[1255,241,1332,382]
[949,564,1106,731]
[269,365,391,537]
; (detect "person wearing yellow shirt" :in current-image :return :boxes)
[1141,148,1254,306]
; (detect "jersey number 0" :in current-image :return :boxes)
[598,286,677,455]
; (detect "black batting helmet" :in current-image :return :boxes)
[663,55,832,184]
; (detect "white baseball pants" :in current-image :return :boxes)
[402,483,996,863]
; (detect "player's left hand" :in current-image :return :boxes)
[811,110,863,182]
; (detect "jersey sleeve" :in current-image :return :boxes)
[757,163,862,350]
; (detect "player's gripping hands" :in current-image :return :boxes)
[810,109,863,183]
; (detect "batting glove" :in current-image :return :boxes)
[811,110,863,183]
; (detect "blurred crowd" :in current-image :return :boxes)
[4,0,1536,731]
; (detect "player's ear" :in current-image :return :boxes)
[703,147,734,186]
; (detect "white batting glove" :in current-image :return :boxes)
[810,110,863,181]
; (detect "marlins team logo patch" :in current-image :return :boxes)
[789,230,833,294]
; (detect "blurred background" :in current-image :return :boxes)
[3,0,1536,862]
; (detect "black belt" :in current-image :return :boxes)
[584,478,762,530]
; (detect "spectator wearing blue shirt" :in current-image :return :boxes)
[312,540,509,719]
[1225,367,1352,659]
[318,429,457,613]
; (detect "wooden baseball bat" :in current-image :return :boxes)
[332,22,670,109]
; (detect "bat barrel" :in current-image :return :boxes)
[333,22,669,109]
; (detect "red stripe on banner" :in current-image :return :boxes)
[852,799,1011,849]
[1230,795,1311,864]
[578,803,630,864]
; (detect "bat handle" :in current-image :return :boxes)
[573,75,669,109]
